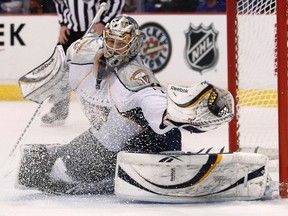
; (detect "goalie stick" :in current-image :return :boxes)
[84,2,109,36]
[0,99,48,179]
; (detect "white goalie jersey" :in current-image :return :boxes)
[67,34,174,151]
[66,34,234,152]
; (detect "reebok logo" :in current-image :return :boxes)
[171,86,188,93]
[159,155,183,163]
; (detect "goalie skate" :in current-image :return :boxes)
[115,151,272,203]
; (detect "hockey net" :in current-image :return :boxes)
[227,0,288,198]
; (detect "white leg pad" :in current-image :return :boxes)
[115,151,271,203]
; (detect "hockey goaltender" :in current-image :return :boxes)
[17,14,273,202]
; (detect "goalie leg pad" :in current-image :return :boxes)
[115,151,271,203]
[57,129,118,183]
[16,142,116,195]
[17,144,58,190]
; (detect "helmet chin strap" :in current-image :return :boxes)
[95,59,106,89]
[107,57,120,67]
[106,54,127,67]
[95,54,127,90]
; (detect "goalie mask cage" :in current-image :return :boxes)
[227,0,288,198]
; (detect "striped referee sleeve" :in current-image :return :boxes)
[53,0,69,26]
[53,0,125,32]
[100,0,125,24]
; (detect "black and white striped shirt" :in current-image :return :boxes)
[53,0,125,32]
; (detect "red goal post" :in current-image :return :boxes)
[227,0,288,198]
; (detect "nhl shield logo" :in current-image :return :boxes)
[185,24,219,73]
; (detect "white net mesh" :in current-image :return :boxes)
[238,0,276,14]
[235,0,278,153]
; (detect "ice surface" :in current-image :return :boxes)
[0,101,287,216]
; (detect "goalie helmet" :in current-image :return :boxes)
[103,15,143,67]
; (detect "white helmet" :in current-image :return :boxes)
[103,15,143,67]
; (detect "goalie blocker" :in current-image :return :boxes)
[115,151,273,203]
[18,45,68,104]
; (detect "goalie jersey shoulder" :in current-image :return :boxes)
[116,56,162,92]
[66,33,102,65]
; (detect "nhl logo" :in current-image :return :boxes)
[185,24,219,73]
